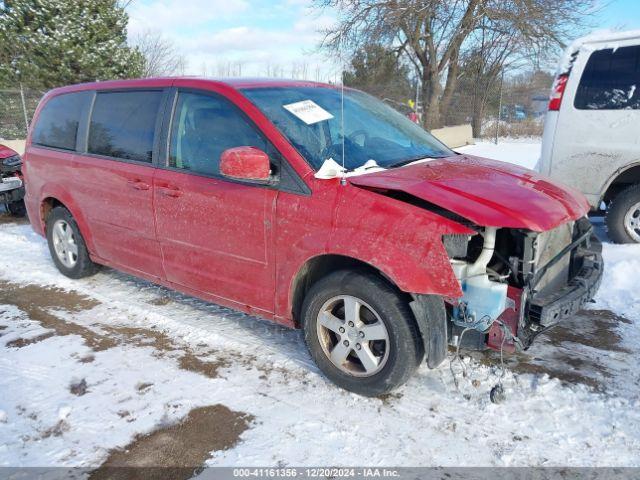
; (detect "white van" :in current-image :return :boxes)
[539,30,640,243]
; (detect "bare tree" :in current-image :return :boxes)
[213,60,244,77]
[290,61,310,79]
[317,0,596,129]
[457,17,525,136]
[132,30,186,78]
[264,62,287,78]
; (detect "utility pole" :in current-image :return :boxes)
[495,68,504,145]
[19,83,29,133]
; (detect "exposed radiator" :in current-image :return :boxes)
[534,221,574,295]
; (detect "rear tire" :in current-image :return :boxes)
[301,270,423,396]
[46,206,99,279]
[606,183,640,244]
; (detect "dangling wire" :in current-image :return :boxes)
[490,320,523,404]
[449,327,471,391]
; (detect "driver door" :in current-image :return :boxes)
[153,90,278,314]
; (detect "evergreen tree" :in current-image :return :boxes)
[0,0,144,89]
[343,44,413,104]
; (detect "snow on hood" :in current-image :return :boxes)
[348,154,590,232]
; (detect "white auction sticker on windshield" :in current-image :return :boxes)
[283,100,334,125]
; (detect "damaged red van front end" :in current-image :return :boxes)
[348,153,603,354]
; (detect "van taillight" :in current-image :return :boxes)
[548,74,569,111]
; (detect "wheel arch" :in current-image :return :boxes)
[40,197,64,225]
[289,254,405,327]
[39,192,96,254]
[601,162,640,204]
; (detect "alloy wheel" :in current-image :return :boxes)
[51,219,79,268]
[316,295,390,377]
[624,201,640,242]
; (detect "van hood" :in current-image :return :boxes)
[348,154,589,232]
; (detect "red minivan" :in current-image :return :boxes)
[23,78,603,395]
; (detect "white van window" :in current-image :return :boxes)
[574,45,640,110]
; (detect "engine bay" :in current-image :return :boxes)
[443,216,600,351]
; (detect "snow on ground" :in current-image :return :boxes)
[1,139,640,468]
[457,138,541,170]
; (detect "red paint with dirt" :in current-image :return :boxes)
[349,155,589,231]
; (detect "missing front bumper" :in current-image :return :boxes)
[527,235,603,328]
[486,233,603,352]
[448,223,604,353]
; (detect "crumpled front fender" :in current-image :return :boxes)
[330,186,473,297]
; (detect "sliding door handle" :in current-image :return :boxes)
[128,180,150,191]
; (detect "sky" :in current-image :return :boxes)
[126,0,340,81]
[597,0,640,30]
[126,0,640,80]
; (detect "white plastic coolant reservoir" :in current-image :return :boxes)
[460,275,508,329]
[451,260,508,331]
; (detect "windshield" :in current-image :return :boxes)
[241,86,453,171]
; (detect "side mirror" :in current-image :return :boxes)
[220,146,271,182]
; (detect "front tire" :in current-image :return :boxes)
[46,206,99,279]
[606,183,640,243]
[301,270,423,396]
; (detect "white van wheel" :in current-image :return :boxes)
[607,184,640,244]
[623,202,640,242]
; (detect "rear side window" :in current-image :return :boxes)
[88,91,162,162]
[32,92,89,150]
[574,45,640,110]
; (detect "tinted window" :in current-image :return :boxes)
[32,92,89,150]
[169,92,268,176]
[88,91,162,162]
[575,45,640,110]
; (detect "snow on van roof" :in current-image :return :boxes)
[557,29,640,74]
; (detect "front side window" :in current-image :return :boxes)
[169,92,268,176]
[575,45,640,110]
[32,92,89,151]
[88,91,162,162]
[242,86,452,171]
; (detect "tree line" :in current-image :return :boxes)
[319,0,596,131]
[1,0,596,137]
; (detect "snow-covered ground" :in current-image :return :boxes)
[1,139,639,469]
[457,138,542,170]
